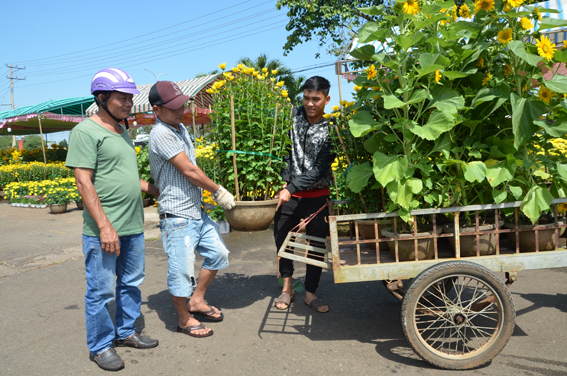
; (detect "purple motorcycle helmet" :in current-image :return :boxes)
[91,68,139,128]
[91,68,140,95]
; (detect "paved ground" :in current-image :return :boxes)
[1,199,567,375]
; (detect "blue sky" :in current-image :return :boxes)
[1,0,355,142]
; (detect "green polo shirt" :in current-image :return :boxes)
[66,118,143,237]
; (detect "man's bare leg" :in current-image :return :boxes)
[172,296,211,335]
[186,268,222,318]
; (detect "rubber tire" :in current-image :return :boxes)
[401,261,515,370]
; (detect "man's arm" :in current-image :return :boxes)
[168,152,220,192]
[74,167,121,256]
[140,179,159,197]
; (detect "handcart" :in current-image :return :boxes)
[277,198,567,370]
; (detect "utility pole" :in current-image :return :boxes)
[6,64,26,147]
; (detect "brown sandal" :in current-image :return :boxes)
[275,292,295,310]
[305,298,329,313]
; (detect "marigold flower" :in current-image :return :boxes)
[271,69,278,75]
[218,63,226,70]
[276,81,284,87]
[262,68,268,73]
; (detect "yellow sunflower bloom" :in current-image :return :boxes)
[497,28,513,44]
[506,0,524,8]
[459,4,471,19]
[402,0,420,15]
[474,0,495,13]
[536,35,557,61]
[366,64,378,80]
[482,72,492,86]
[534,7,542,21]
[538,86,554,104]
[434,70,442,83]
[520,17,533,30]
[477,58,485,68]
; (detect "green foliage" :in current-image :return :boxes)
[23,135,43,150]
[0,136,13,150]
[209,65,293,201]
[276,0,382,57]
[136,146,153,184]
[58,139,68,148]
[337,0,567,226]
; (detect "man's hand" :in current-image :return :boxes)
[99,224,121,256]
[212,186,236,210]
[275,188,291,212]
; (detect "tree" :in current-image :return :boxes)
[195,69,220,78]
[281,75,306,106]
[236,53,292,77]
[0,136,12,150]
[58,139,68,148]
[276,0,381,58]
[23,135,43,150]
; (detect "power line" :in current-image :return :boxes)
[25,13,285,77]
[12,0,266,65]
[15,22,287,90]
[24,4,277,69]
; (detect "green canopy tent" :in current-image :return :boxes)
[0,96,94,163]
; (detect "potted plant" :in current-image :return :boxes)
[45,187,74,214]
[208,64,294,231]
[338,0,567,256]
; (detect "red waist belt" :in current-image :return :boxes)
[292,188,330,198]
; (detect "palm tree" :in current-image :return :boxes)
[236,53,292,77]
[281,75,307,106]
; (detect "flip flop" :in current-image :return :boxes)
[305,298,330,313]
[189,305,224,322]
[275,292,294,310]
[177,324,214,338]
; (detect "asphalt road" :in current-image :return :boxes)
[1,201,566,375]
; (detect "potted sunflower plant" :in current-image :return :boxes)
[340,0,567,258]
[208,63,293,231]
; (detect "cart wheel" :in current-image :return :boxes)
[383,277,455,302]
[401,261,515,370]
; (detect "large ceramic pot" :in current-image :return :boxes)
[356,219,392,250]
[381,225,440,261]
[142,198,151,207]
[50,203,67,214]
[76,201,84,210]
[442,221,504,257]
[224,199,278,231]
[504,221,565,252]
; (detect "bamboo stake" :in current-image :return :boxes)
[230,95,240,201]
[37,114,47,165]
[332,123,368,212]
[191,101,198,139]
[264,104,279,200]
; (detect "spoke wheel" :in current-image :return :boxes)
[401,261,515,370]
[383,277,455,302]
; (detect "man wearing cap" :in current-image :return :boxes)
[66,68,160,371]
[148,81,235,338]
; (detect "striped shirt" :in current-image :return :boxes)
[148,118,202,219]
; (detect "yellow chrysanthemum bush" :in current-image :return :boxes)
[342,0,567,226]
[208,64,293,201]
[0,161,73,188]
[0,145,68,166]
[194,137,219,180]
[5,177,78,205]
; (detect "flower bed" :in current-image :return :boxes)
[4,177,78,205]
[0,144,68,166]
[0,162,73,188]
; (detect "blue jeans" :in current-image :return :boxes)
[160,210,229,297]
[82,233,145,355]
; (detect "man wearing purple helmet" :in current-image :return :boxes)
[66,68,160,371]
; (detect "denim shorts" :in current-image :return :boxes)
[159,210,229,297]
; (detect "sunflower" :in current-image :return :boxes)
[506,0,524,8]
[402,0,420,15]
[503,64,513,76]
[538,86,554,104]
[459,4,471,18]
[366,64,378,80]
[476,57,485,68]
[482,72,491,86]
[474,0,495,13]
[520,16,533,30]
[536,35,557,61]
[497,28,513,44]
[534,7,542,22]
[434,70,442,83]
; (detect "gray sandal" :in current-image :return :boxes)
[305,298,330,313]
[275,292,294,310]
